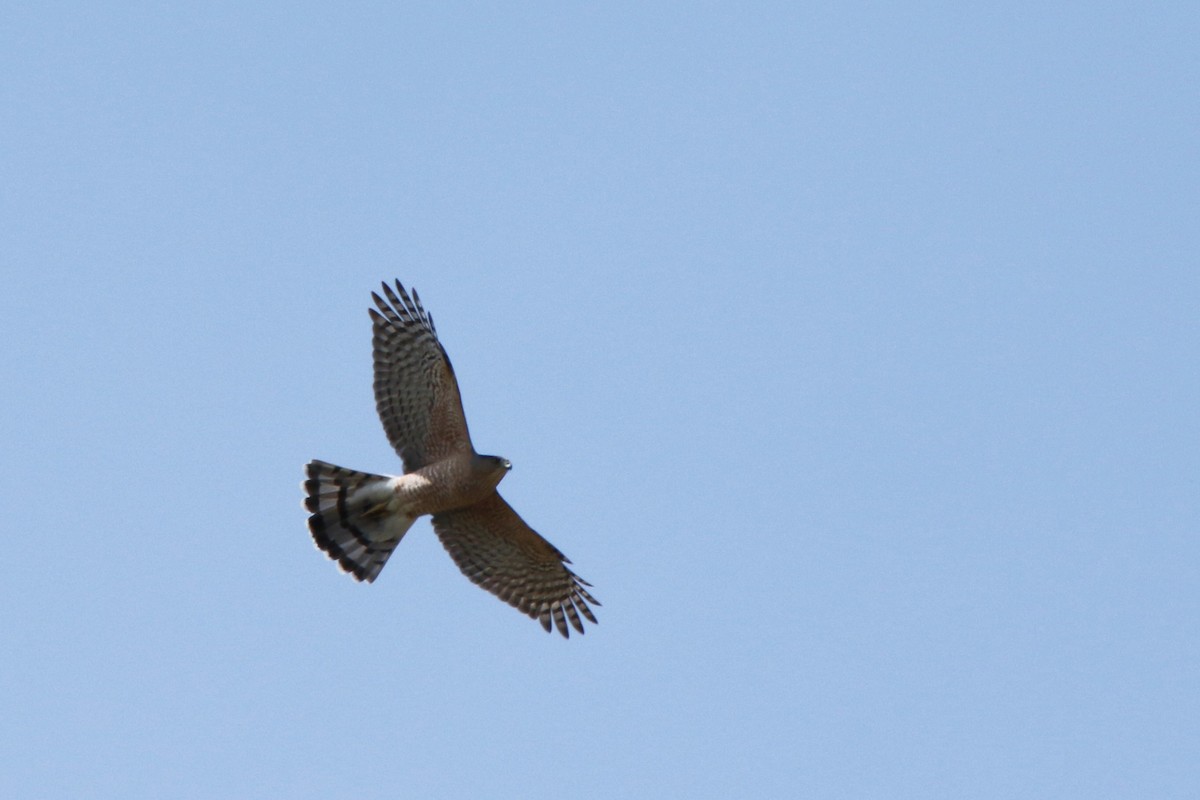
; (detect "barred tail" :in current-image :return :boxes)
[303,460,414,583]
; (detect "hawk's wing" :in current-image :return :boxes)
[370,281,472,472]
[432,493,600,637]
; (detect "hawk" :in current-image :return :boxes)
[303,280,599,637]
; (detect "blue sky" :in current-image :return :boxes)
[2,3,1197,797]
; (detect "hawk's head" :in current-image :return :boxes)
[473,454,512,487]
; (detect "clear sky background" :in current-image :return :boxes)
[2,3,1197,798]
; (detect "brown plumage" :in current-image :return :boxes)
[304,280,599,637]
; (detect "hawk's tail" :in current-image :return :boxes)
[303,460,414,583]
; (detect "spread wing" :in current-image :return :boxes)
[370,281,472,472]
[431,493,600,637]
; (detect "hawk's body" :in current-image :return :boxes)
[304,281,598,637]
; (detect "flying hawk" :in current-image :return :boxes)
[303,281,599,637]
